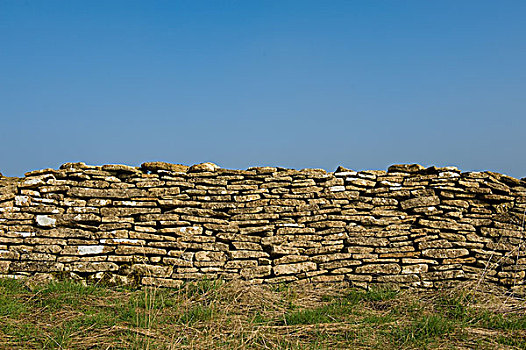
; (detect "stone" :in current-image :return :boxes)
[355,263,401,275]
[0,261,10,274]
[1,162,525,290]
[188,162,220,172]
[419,219,475,231]
[422,248,469,259]
[101,164,140,173]
[77,245,105,255]
[131,264,172,277]
[388,164,425,173]
[141,162,189,173]
[273,261,317,276]
[24,273,56,291]
[36,215,56,227]
[401,196,440,209]
[60,162,91,170]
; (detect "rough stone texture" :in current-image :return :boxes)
[1,162,525,290]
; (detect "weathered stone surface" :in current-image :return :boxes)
[1,162,524,290]
[273,261,317,276]
[422,249,469,259]
[419,219,475,232]
[66,262,118,273]
[388,164,425,173]
[131,264,172,277]
[188,162,220,172]
[355,264,401,275]
[101,164,140,173]
[401,196,440,209]
[0,261,10,274]
[36,215,56,227]
[141,162,189,173]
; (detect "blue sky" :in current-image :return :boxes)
[1,1,525,178]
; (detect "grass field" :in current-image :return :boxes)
[1,277,525,349]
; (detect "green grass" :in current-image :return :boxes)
[0,278,525,349]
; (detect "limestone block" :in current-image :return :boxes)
[100,207,161,217]
[347,236,389,247]
[401,196,440,210]
[377,274,420,283]
[241,265,271,278]
[141,162,189,173]
[68,187,148,199]
[10,261,64,272]
[77,245,106,255]
[35,215,56,227]
[224,260,258,269]
[422,248,469,259]
[419,219,475,231]
[355,263,401,275]
[0,261,10,274]
[402,264,428,274]
[195,251,227,262]
[230,250,270,259]
[422,269,465,281]
[131,264,172,277]
[115,246,167,256]
[387,164,425,173]
[101,164,140,173]
[66,262,118,273]
[273,261,317,276]
[188,162,220,172]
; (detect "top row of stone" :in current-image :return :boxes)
[7,161,523,183]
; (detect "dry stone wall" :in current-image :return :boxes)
[1,162,525,291]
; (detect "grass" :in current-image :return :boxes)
[1,278,526,349]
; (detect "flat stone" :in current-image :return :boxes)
[388,164,425,173]
[188,162,220,172]
[355,263,401,275]
[141,162,189,173]
[60,162,90,170]
[101,164,140,173]
[77,245,105,255]
[401,196,440,209]
[0,261,10,274]
[36,215,56,227]
[66,262,118,273]
[131,264,173,277]
[422,248,469,259]
[419,219,476,231]
[273,261,317,276]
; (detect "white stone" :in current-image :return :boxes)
[77,245,105,255]
[329,186,345,192]
[36,215,56,227]
[22,177,45,187]
[334,171,357,177]
[15,196,30,206]
[439,171,460,178]
[14,231,34,237]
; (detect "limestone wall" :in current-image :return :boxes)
[1,162,525,291]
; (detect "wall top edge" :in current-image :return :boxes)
[0,161,524,183]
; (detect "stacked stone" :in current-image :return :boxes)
[0,162,525,291]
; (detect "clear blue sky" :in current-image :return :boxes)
[1,1,525,178]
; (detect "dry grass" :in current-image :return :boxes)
[1,277,526,349]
